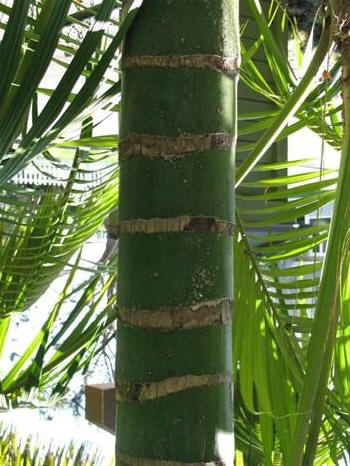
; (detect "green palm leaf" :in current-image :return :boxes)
[234,0,350,462]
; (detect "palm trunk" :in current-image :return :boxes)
[116,0,239,463]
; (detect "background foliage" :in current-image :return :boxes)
[0,423,112,466]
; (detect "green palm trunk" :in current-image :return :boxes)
[116,0,239,463]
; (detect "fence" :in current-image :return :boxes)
[10,161,100,188]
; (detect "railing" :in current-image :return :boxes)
[10,161,100,188]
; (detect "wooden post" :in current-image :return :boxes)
[85,383,116,434]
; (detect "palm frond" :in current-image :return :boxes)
[234,0,350,462]
[0,0,143,184]
[0,139,118,317]
[0,248,117,408]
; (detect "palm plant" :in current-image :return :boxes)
[1,0,350,464]
[0,251,117,409]
[116,0,238,461]
[233,0,350,464]
[0,422,112,465]
[110,0,350,462]
[0,0,134,407]
[0,0,120,184]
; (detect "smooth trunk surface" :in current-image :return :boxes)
[116,1,239,463]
